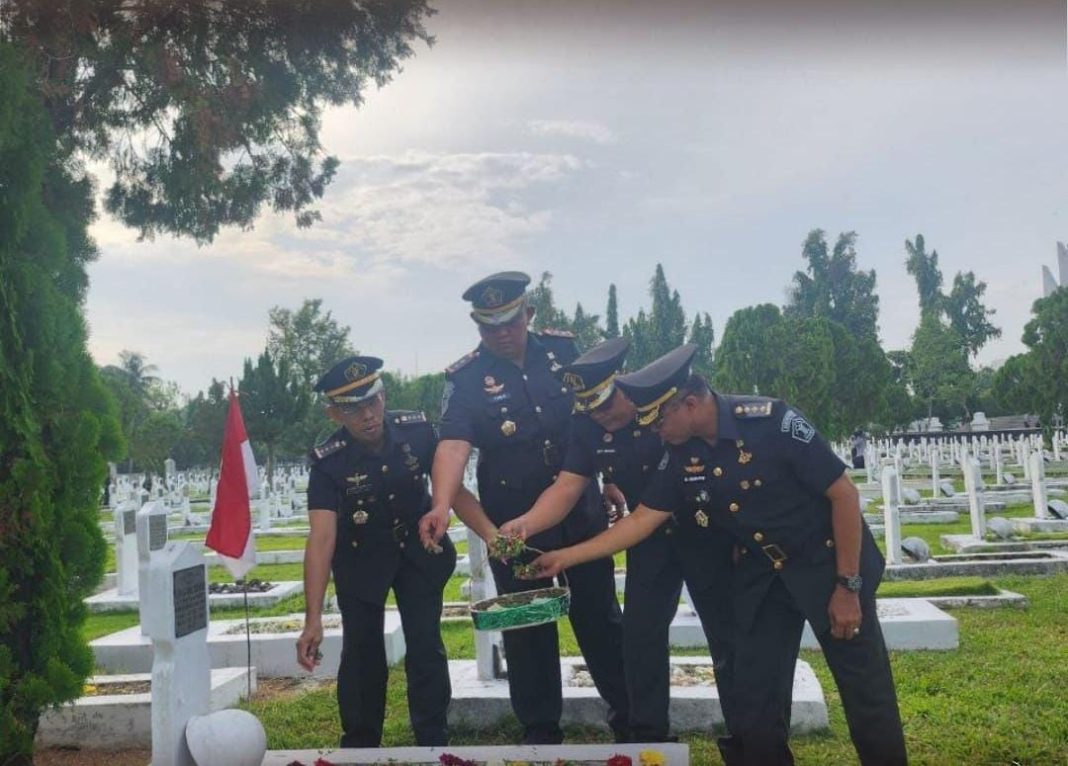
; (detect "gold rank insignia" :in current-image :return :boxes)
[346,472,368,487]
[694,510,710,528]
[501,420,517,436]
[685,456,705,474]
[738,449,753,465]
[352,510,369,525]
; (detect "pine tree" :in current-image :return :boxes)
[605,284,620,339]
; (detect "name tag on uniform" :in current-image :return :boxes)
[683,475,707,483]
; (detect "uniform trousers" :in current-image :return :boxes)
[731,577,907,766]
[489,554,629,743]
[622,531,738,742]
[336,562,451,747]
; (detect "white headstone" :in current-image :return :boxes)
[1030,451,1049,520]
[994,445,1004,486]
[141,539,211,766]
[1021,440,1032,480]
[964,459,986,540]
[971,412,990,432]
[137,501,171,634]
[115,501,140,597]
[1054,433,1062,462]
[882,468,903,565]
[467,529,504,681]
[929,451,940,497]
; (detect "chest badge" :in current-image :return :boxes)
[685,456,705,474]
[738,449,753,465]
[352,510,369,525]
[501,420,517,437]
[346,472,369,487]
[694,510,710,528]
[402,443,420,471]
[484,376,504,395]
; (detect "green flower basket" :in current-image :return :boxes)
[470,584,571,632]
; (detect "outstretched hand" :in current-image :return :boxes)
[528,550,571,579]
[498,516,529,542]
[602,483,627,523]
[418,508,449,552]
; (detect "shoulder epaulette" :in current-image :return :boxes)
[392,411,428,426]
[445,349,479,376]
[539,328,575,339]
[309,435,347,463]
[728,397,775,419]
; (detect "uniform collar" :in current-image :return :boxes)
[714,392,742,443]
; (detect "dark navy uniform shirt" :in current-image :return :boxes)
[438,332,603,550]
[307,410,456,605]
[562,415,663,511]
[641,394,883,633]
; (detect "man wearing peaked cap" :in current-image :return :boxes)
[419,271,631,745]
[298,355,481,749]
[531,344,906,766]
[500,337,739,745]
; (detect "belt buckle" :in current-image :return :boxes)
[761,543,788,564]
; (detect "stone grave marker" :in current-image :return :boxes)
[930,451,940,497]
[467,529,504,680]
[964,459,986,540]
[882,467,903,565]
[115,501,140,597]
[139,533,211,766]
[1031,451,1049,520]
[138,501,170,633]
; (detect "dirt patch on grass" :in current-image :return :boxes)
[34,747,151,766]
[253,676,335,702]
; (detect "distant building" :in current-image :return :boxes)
[1042,242,1068,297]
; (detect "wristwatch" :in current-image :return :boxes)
[836,574,863,593]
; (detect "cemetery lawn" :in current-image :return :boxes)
[218,573,1068,765]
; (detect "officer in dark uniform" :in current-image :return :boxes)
[419,272,630,745]
[297,356,462,748]
[530,345,907,766]
[498,337,738,746]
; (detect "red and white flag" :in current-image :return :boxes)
[205,389,260,579]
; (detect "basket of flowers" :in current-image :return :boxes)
[469,533,570,632]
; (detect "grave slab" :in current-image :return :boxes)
[85,581,303,613]
[1012,518,1068,534]
[668,600,957,651]
[448,657,828,734]
[92,612,405,677]
[262,743,690,766]
[924,589,1028,610]
[940,534,1068,554]
[864,510,960,525]
[36,667,254,749]
[883,550,1068,580]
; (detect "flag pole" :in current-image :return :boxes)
[234,381,254,703]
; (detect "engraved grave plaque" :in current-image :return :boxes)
[123,509,136,535]
[173,564,207,639]
[149,514,168,551]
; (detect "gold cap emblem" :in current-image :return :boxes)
[344,362,367,381]
[482,286,504,307]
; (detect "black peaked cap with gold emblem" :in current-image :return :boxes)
[313,356,384,406]
[462,271,531,326]
[562,337,630,413]
[615,344,697,426]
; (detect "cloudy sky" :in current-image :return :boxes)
[85,0,1068,395]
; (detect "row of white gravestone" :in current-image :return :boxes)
[840,431,1061,470]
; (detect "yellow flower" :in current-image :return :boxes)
[639,750,666,766]
[83,684,97,695]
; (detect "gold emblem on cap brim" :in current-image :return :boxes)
[345,362,367,381]
[482,286,504,307]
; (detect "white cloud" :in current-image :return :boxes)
[528,119,617,145]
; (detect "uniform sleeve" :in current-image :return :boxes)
[560,416,597,478]
[307,464,339,512]
[437,376,478,443]
[639,451,682,513]
[778,405,848,495]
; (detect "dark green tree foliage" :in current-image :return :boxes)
[382,372,446,425]
[172,379,230,468]
[909,312,976,421]
[605,284,620,339]
[528,271,572,333]
[905,234,944,316]
[713,304,784,397]
[990,354,1043,417]
[623,264,687,368]
[786,230,879,339]
[569,303,603,351]
[1016,288,1068,424]
[239,351,308,488]
[943,271,1002,358]
[126,411,184,475]
[2,0,435,242]
[267,298,355,452]
[687,312,715,379]
[0,45,123,763]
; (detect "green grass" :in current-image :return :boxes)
[235,573,1068,763]
[875,577,1000,598]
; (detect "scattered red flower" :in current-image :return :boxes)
[439,754,478,766]
[607,755,633,766]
